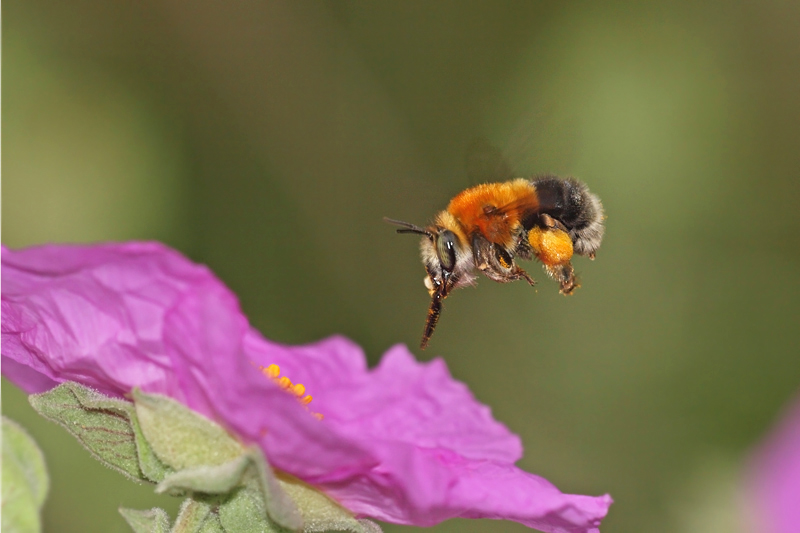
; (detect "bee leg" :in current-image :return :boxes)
[539,213,568,232]
[470,233,493,272]
[512,265,537,286]
[471,232,536,286]
[544,263,579,295]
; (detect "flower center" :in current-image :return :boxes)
[257,364,323,419]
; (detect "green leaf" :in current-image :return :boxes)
[119,507,170,533]
[132,389,243,471]
[2,417,49,533]
[28,382,171,483]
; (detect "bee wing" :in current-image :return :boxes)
[465,138,514,184]
[483,195,540,220]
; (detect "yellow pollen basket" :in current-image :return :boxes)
[528,226,574,266]
[258,364,321,418]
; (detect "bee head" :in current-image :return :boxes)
[419,212,476,296]
[384,216,475,294]
[384,214,475,349]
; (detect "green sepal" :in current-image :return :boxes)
[156,453,251,495]
[132,390,303,532]
[132,389,243,471]
[353,520,383,533]
[28,382,171,483]
[219,486,279,533]
[120,499,224,533]
[119,507,170,533]
[172,498,214,533]
[195,510,225,533]
[30,385,377,533]
[2,417,49,533]
[278,475,383,533]
[131,409,174,483]
[248,447,305,531]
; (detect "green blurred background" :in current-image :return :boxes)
[3,1,800,532]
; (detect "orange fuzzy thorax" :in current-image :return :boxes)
[445,179,538,245]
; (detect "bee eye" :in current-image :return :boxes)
[436,230,457,273]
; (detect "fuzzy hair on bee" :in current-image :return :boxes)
[386,174,605,349]
[528,175,605,258]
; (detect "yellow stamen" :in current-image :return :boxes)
[265,364,280,378]
[254,362,321,418]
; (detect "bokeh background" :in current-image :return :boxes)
[3,1,800,532]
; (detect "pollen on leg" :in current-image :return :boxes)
[528,226,574,266]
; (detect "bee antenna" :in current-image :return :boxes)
[383,217,432,238]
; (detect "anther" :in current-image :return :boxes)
[255,362,320,416]
[265,364,280,378]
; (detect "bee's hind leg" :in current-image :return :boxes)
[543,263,579,295]
[527,224,579,295]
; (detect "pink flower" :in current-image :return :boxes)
[747,395,800,533]
[1,242,612,532]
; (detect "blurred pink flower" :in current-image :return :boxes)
[1,242,612,532]
[748,395,800,533]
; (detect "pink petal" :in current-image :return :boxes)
[2,242,195,397]
[317,443,611,531]
[245,339,523,464]
[748,394,800,533]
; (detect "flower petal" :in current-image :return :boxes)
[748,394,800,533]
[242,336,522,463]
[2,242,196,397]
[310,343,523,463]
[324,444,611,531]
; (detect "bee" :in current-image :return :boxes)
[386,175,605,349]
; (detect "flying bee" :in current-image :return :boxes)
[386,175,605,349]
